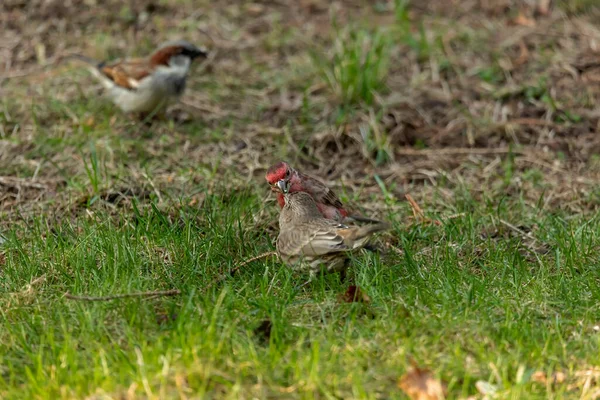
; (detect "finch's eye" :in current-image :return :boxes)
[285,170,290,178]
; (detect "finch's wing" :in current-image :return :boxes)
[301,173,344,209]
[100,58,155,90]
[278,221,351,257]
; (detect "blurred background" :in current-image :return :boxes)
[1,0,600,215]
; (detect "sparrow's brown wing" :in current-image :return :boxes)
[100,59,155,90]
[300,172,344,209]
[277,220,350,258]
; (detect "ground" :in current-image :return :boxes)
[2,0,600,398]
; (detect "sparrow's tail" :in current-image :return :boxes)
[61,53,104,69]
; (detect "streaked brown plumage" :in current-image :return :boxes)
[276,191,389,275]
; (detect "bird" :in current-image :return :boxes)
[265,161,381,224]
[276,187,390,276]
[69,40,208,115]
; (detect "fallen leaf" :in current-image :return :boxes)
[554,372,566,383]
[398,364,447,400]
[531,371,547,384]
[513,13,536,27]
[405,194,425,220]
[532,370,566,385]
[339,285,371,303]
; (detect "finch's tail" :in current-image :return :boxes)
[354,222,390,239]
[345,214,385,224]
[343,222,389,250]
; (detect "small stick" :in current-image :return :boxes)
[444,212,466,221]
[64,289,181,301]
[395,147,526,156]
[234,251,278,272]
[498,219,539,244]
[0,176,48,189]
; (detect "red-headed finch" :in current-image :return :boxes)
[266,161,381,224]
[276,189,390,275]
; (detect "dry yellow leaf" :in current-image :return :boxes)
[399,365,447,400]
[532,371,566,385]
[513,13,536,27]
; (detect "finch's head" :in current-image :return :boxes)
[266,161,295,193]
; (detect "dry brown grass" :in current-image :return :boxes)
[1,0,600,225]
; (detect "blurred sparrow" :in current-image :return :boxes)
[276,188,389,276]
[72,40,208,115]
[266,161,381,224]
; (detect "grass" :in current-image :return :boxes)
[3,194,600,398]
[316,27,391,106]
[2,0,600,398]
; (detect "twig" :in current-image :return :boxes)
[205,251,278,291]
[498,219,539,244]
[444,212,466,221]
[501,118,556,127]
[0,176,48,189]
[64,289,181,301]
[395,147,525,156]
[234,251,278,272]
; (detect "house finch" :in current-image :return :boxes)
[265,161,381,224]
[276,189,390,275]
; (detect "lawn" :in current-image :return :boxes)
[2,0,600,398]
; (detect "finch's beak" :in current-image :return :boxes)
[277,179,288,193]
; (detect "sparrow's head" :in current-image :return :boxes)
[266,161,296,193]
[151,40,209,66]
